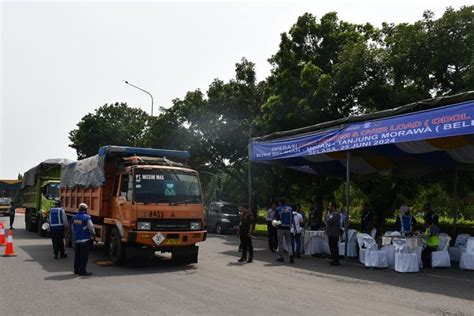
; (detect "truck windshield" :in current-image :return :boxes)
[134,169,202,204]
[44,183,60,200]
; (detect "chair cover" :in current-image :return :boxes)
[381,244,396,267]
[339,229,358,257]
[460,238,474,270]
[357,233,371,264]
[432,234,451,268]
[363,236,388,268]
[393,239,419,273]
[449,234,470,262]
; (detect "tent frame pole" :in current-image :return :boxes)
[248,145,252,216]
[344,151,351,258]
[452,168,458,237]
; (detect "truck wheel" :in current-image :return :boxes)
[216,224,223,234]
[108,227,125,266]
[25,209,35,232]
[37,214,48,237]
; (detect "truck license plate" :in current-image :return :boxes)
[164,239,181,245]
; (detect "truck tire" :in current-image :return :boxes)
[25,209,36,232]
[108,227,125,266]
[37,214,48,237]
[216,224,223,234]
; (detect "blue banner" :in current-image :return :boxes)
[251,101,474,161]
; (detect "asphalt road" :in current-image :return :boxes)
[1,216,473,316]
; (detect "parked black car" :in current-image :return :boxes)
[205,201,240,234]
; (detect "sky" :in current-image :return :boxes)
[0,0,468,178]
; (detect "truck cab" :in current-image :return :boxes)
[20,159,73,236]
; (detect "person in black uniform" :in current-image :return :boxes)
[9,202,15,229]
[237,204,254,263]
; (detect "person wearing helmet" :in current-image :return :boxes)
[49,200,68,259]
[72,203,95,276]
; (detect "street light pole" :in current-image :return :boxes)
[124,80,154,116]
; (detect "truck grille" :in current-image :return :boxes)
[150,219,194,231]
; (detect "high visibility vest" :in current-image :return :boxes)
[49,208,65,230]
[401,215,412,232]
[277,206,292,227]
[425,228,440,248]
[72,212,91,243]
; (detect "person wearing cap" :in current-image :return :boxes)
[49,200,68,259]
[72,203,95,276]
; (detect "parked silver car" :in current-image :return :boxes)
[205,201,240,234]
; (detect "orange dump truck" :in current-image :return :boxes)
[60,145,206,265]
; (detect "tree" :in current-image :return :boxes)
[69,103,150,159]
[148,58,265,195]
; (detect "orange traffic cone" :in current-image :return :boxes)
[3,229,16,257]
[0,222,6,246]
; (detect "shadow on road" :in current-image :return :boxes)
[210,233,474,302]
[14,227,198,280]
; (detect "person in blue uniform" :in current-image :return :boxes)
[72,203,95,276]
[49,200,68,259]
[275,199,294,263]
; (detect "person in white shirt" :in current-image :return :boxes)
[266,201,278,253]
[291,208,304,258]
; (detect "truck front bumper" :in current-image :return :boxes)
[127,230,207,247]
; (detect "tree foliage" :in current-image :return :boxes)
[69,103,150,159]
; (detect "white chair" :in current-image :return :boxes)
[431,234,451,268]
[357,233,371,264]
[449,234,470,262]
[339,229,358,257]
[393,239,419,273]
[381,244,396,268]
[363,236,388,268]
[459,238,474,270]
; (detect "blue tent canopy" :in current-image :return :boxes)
[250,93,474,177]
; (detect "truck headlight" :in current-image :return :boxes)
[137,221,151,230]
[221,218,230,223]
[190,222,201,230]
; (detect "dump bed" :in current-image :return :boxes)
[60,145,190,218]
